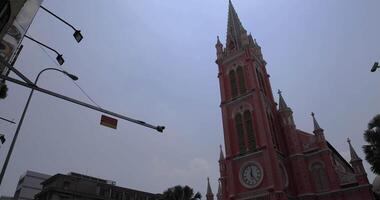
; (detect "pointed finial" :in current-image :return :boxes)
[206,177,213,196]
[347,137,361,161]
[278,89,289,110]
[311,112,323,131]
[219,145,225,161]
[216,36,222,45]
[217,180,222,199]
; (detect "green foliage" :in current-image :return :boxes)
[0,83,8,99]
[161,185,201,200]
[363,114,380,175]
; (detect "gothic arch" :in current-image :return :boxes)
[229,70,238,97]
[309,161,329,192]
[234,113,246,153]
[231,102,254,118]
[236,66,246,94]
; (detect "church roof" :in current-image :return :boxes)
[226,0,246,50]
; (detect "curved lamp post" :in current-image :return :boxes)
[0,68,78,186]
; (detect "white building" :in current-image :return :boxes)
[13,171,50,200]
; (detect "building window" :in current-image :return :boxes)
[0,1,10,33]
[243,110,256,150]
[235,113,246,154]
[63,181,70,190]
[310,162,329,192]
[229,70,238,98]
[236,66,246,94]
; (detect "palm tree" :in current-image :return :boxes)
[161,185,201,200]
[363,114,380,174]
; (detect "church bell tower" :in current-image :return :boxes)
[215,1,287,199]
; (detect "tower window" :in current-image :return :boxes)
[256,67,267,95]
[243,110,256,150]
[235,113,246,154]
[229,70,238,97]
[236,66,246,94]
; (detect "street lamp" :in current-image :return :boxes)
[40,5,83,43]
[0,68,78,186]
[371,62,379,72]
[24,35,65,65]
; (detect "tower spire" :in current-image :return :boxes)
[206,177,214,200]
[226,0,247,51]
[311,112,323,132]
[347,138,361,162]
[219,145,224,161]
[217,180,222,200]
[278,90,289,110]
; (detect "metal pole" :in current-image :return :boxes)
[0,74,164,132]
[24,35,61,56]
[0,71,164,185]
[40,5,77,31]
[0,87,34,186]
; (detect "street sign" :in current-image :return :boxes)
[100,115,118,129]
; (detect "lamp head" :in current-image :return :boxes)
[56,54,64,65]
[62,71,79,81]
[0,133,5,144]
[73,30,83,43]
[371,62,379,72]
[156,126,165,133]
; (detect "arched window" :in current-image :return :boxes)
[229,70,238,98]
[235,113,245,154]
[244,110,256,150]
[310,162,329,192]
[256,67,267,95]
[236,66,246,94]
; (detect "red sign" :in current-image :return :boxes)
[100,115,118,129]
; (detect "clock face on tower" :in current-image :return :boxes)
[239,162,264,188]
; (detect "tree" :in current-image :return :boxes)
[363,114,380,174]
[161,185,201,200]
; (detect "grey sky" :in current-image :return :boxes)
[0,0,380,197]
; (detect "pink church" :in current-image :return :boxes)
[206,1,374,200]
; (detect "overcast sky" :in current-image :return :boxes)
[1,0,380,197]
